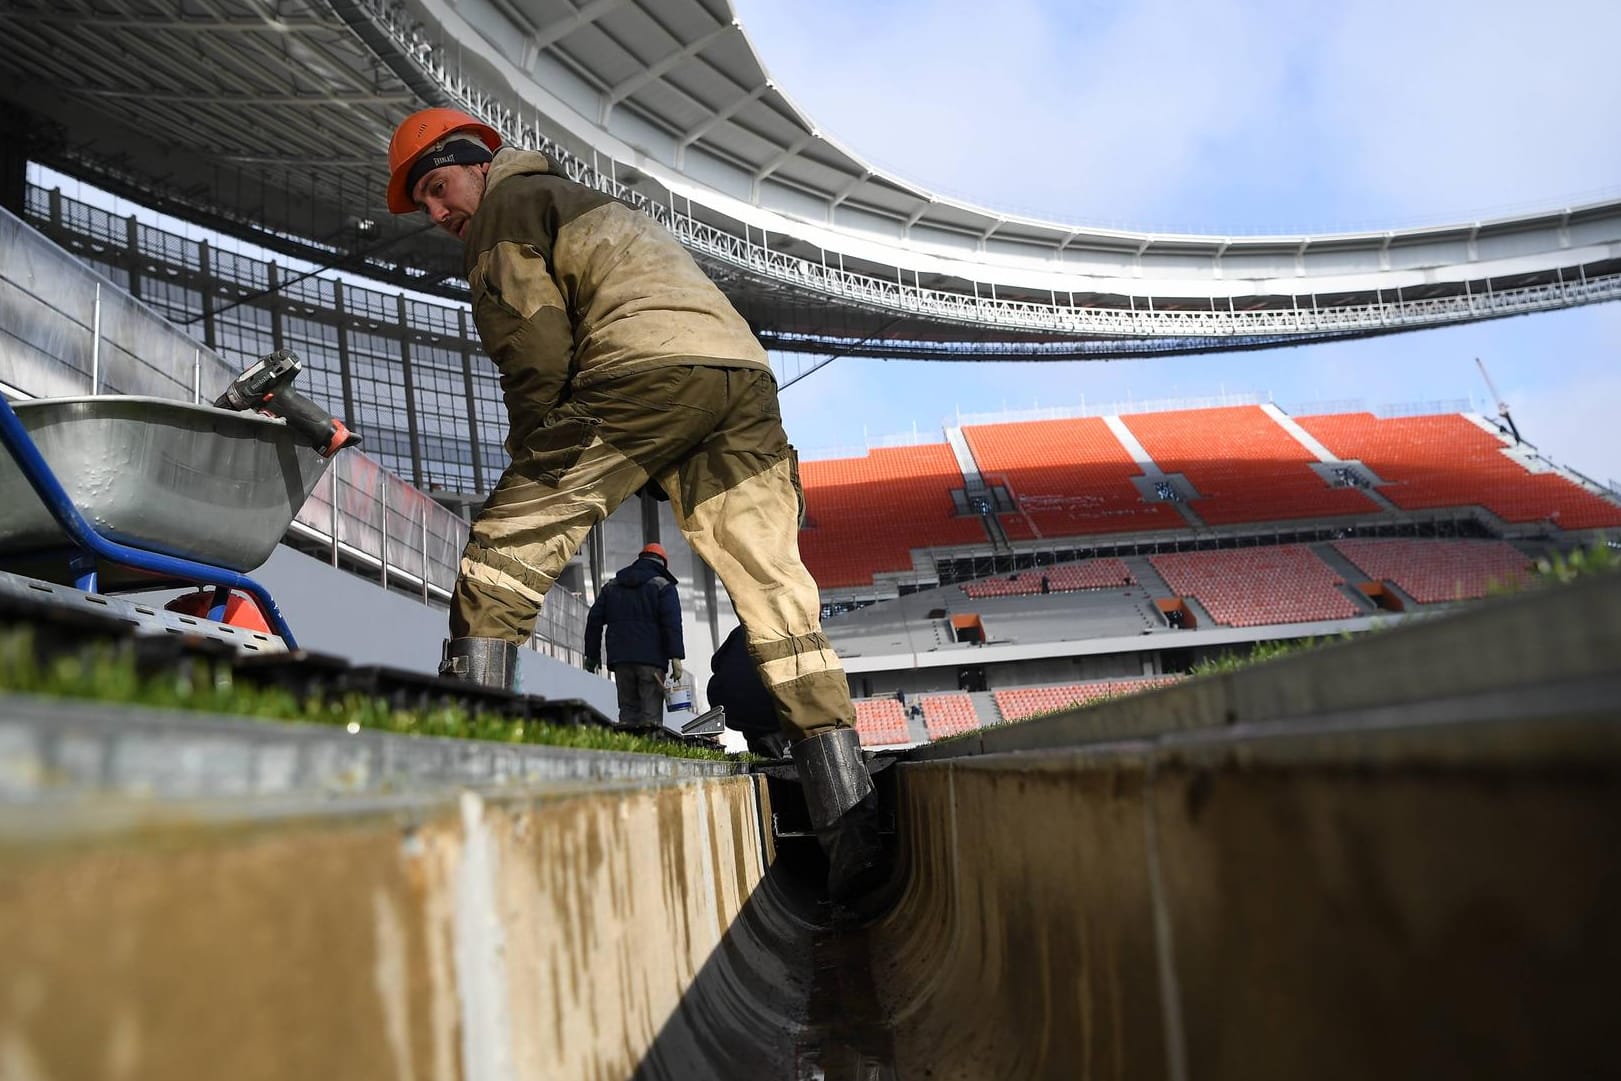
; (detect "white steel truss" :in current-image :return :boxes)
[358,0,1621,348]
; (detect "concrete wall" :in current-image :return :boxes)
[0,771,816,1080]
[0,692,827,1079]
[873,573,1621,1080]
[876,726,1621,1080]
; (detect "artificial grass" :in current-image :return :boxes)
[0,628,730,761]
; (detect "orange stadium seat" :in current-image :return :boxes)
[1297,413,1621,529]
[1150,545,1360,627]
[1122,406,1381,525]
[1333,538,1532,602]
[798,444,991,588]
[992,677,1182,723]
[961,557,1134,598]
[962,576,1041,598]
[919,692,980,739]
[852,697,912,746]
[962,418,1182,540]
[1047,558,1134,591]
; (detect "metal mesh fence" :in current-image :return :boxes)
[21,182,505,495]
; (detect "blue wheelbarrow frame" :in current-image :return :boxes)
[0,394,300,648]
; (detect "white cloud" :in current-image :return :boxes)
[734,0,1621,228]
[1310,0,1621,220]
[739,0,1315,227]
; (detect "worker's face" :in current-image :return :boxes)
[412,162,489,240]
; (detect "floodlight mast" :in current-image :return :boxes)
[1475,357,1523,445]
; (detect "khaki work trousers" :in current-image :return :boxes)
[450,365,855,742]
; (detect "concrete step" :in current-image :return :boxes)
[1124,555,1176,599]
[943,426,984,487]
[1312,541,1375,584]
[968,689,1003,729]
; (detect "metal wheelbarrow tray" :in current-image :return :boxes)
[0,395,328,572]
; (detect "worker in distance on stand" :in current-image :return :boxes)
[384,108,883,903]
[583,542,684,731]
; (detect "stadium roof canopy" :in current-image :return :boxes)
[3,0,1619,360]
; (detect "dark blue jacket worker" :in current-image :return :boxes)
[584,543,685,729]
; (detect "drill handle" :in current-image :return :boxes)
[265,385,363,458]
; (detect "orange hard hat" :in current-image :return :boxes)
[640,542,669,563]
[386,107,501,214]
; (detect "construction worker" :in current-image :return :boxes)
[583,542,684,730]
[707,623,790,759]
[385,108,883,902]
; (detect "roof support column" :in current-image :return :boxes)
[197,241,218,352]
[0,110,36,218]
[396,293,425,489]
[125,216,142,301]
[269,263,285,353]
[333,282,358,432]
[457,307,485,494]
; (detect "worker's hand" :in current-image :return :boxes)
[670,658,684,680]
[584,658,599,674]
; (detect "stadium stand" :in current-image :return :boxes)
[961,575,1041,599]
[852,697,912,746]
[1297,413,1621,529]
[1122,406,1382,525]
[1150,545,1362,626]
[1334,538,1532,602]
[919,693,981,740]
[961,418,1183,539]
[992,678,1182,723]
[798,445,991,587]
[961,557,1135,598]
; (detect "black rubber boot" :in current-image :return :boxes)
[438,637,520,691]
[792,727,887,904]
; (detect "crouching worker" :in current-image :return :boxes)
[708,623,790,759]
[385,108,883,902]
[583,543,683,731]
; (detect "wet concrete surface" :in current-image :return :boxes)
[798,910,898,1081]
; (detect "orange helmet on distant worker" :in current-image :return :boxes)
[640,542,669,563]
[386,107,502,214]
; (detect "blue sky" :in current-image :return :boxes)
[736,0,1621,485]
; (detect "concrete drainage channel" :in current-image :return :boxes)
[3,573,1620,1079]
[0,694,898,1079]
[869,572,1621,1080]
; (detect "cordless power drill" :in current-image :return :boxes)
[216,349,362,457]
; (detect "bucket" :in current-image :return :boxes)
[665,672,694,712]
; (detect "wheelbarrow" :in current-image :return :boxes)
[0,394,330,648]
